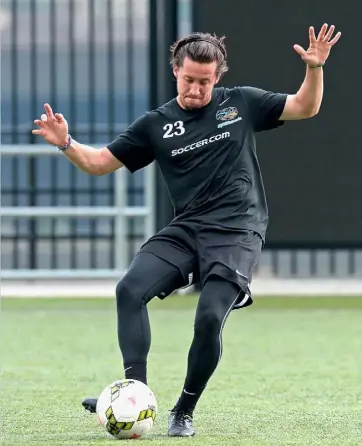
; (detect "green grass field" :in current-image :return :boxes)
[1,295,362,445]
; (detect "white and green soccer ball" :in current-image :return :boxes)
[96,379,157,440]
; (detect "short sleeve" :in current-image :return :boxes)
[239,86,288,132]
[107,113,155,173]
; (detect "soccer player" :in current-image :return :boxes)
[33,25,341,437]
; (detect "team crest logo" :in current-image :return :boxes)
[216,106,242,128]
[216,106,238,121]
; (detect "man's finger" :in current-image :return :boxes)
[41,114,47,122]
[309,26,317,42]
[293,44,306,57]
[323,25,335,42]
[55,113,65,122]
[32,128,46,136]
[44,103,55,120]
[329,31,341,46]
[317,23,328,40]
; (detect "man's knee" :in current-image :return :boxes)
[116,272,149,310]
[194,307,224,337]
[194,278,240,337]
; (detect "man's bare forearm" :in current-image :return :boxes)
[294,65,324,116]
[62,139,105,175]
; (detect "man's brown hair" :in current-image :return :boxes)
[170,32,229,77]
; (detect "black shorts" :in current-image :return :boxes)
[139,220,262,309]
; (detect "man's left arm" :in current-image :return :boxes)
[280,23,341,121]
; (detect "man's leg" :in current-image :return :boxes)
[116,251,187,384]
[82,251,192,413]
[168,276,242,437]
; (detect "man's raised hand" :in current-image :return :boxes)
[32,103,69,147]
[293,24,341,68]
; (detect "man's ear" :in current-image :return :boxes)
[215,74,221,85]
[173,64,179,79]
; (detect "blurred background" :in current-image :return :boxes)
[1,0,362,297]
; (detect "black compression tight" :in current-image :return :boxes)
[182,278,240,394]
[116,252,183,382]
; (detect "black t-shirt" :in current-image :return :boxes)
[107,87,287,240]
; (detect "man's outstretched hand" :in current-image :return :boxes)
[293,24,341,67]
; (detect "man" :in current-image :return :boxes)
[33,25,341,437]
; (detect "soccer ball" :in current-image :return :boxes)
[96,379,157,440]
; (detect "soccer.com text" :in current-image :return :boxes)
[171,132,230,157]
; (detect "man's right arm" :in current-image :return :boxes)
[33,104,123,175]
[61,139,123,176]
[33,103,153,175]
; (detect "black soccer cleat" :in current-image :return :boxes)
[82,397,97,414]
[168,410,195,437]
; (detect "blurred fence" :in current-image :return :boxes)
[1,144,155,278]
[1,0,150,145]
[1,0,151,276]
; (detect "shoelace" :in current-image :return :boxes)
[172,411,193,422]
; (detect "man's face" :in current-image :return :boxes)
[173,57,220,109]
